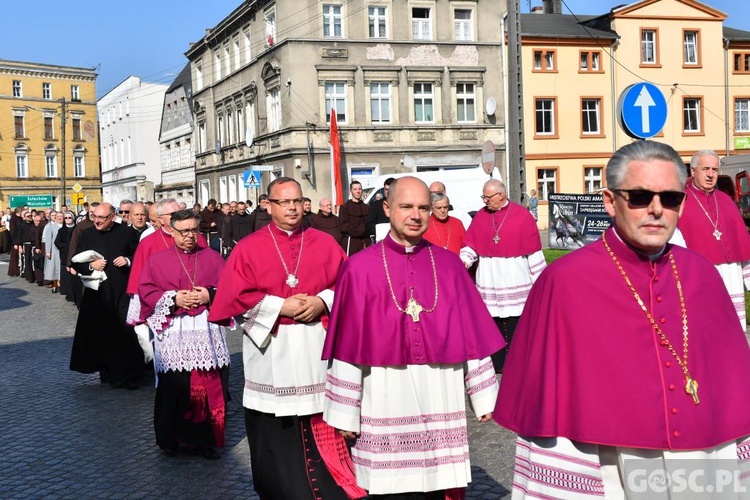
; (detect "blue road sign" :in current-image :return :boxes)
[243,170,261,188]
[617,83,668,139]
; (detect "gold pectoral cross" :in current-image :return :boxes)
[405,297,423,322]
[685,376,700,405]
[713,229,722,240]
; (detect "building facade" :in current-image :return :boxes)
[521,0,750,228]
[0,59,100,210]
[185,0,506,207]
[97,76,168,203]
[156,64,196,204]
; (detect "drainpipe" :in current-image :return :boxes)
[501,13,510,184]
[610,37,620,153]
[724,37,731,156]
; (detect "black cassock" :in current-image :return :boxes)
[70,222,143,386]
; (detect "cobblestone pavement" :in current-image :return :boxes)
[0,253,516,499]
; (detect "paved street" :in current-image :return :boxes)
[0,254,516,499]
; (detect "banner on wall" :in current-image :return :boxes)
[547,193,612,250]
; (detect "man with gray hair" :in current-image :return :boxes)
[495,140,750,498]
[460,178,545,373]
[677,149,750,328]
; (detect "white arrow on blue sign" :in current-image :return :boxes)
[243,170,261,188]
[617,82,668,139]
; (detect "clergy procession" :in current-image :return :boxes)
[5,140,750,498]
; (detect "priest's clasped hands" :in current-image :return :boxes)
[90,256,129,271]
[281,294,326,323]
[174,287,211,310]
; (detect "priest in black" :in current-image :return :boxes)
[70,203,143,389]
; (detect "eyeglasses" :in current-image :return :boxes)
[91,214,114,222]
[158,211,176,218]
[64,216,74,220]
[268,198,304,208]
[480,192,502,202]
[613,189,685,209]
[118,210,130,214]
[174,228,200,237]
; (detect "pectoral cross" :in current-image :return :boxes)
[286,274,299,288]
[713,229,722,241]
[685,376,700,405]
[493,235,500,244]
[405,297,423,322]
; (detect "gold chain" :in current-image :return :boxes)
[491,203,511,243]
[173,245,198,289]
[601,233,700,405]
[382,241,439,315]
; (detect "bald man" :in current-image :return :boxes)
[70,202,143,389]
[460,179,546,373]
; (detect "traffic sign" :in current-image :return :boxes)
[481,140,496,175]
[618,83,668,139]
[9,195,53,208]
[243,170,261,188]
[72,193,85,205]
[71,183,83,193]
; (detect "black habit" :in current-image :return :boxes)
[69,222,143,387]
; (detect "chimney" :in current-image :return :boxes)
[531,6,544,14]
[543,0,562,14]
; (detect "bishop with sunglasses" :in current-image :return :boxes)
[494,141,750,498]
[678,150,750,328]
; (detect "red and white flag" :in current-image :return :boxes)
[329,109,344,209]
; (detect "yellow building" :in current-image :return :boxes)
[521,0,750,228]
[0,60,101,210]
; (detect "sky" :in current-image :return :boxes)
[1,0,748,99]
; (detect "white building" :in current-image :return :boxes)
[98,76,168,203]
[156,64,196,205]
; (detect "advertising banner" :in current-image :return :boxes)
[548,193,611,250]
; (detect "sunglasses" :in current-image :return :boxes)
[118,210,130,214]
[613,189,685,209]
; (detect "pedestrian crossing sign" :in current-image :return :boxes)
[243,170,261,188]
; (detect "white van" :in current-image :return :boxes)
[361,166,502,238]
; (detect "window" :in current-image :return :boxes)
[323,4,343,38]
[584,167,603,193]
[74,155,85,177]
[456,83,476,123]
[265,8,276,46]
[46,155,57,178]
[16,154,28,178]
[579,51,601,72]
[217,115,224,147]
[736,98,750,133]
[641,29,658,65]
[198,121,207,152]
[537,168,557,201]
[370,83,391,123]
[195,60,203,90]
[227,110,235,144]
[42,83,51,99]
[325,82,347,123]
[215,50,222,81]
[683,30,699,66]
[224,43,231,75]
[233,35,240,71]
[237,107,244,143]
[734,52,750,74]
[267,89,281,132]
[44,116,54,140]
[71,85,80,100]
[581,98,601,135]
[72,117,82,140]
[683,97,702,133]
[534,98,556,137]
[219,176,228,203]
[412,8,432,40]
[454,9,473,41]
[243,28,252,64]
[13,80,22,97]
[533,50,556,72]
[414,83,434,123]
[369,6,388,38]
[14,115,25,138]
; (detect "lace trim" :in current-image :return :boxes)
[147,291,176,336]
[239,301,263,335]
[154,317,231,372]
[126,294,142,326]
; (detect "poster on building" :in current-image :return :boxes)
[548,193,611,250]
